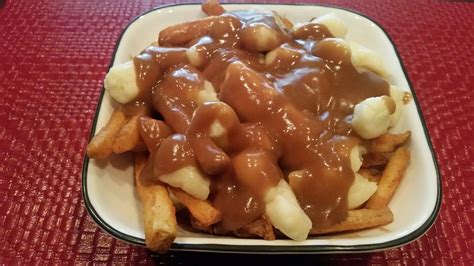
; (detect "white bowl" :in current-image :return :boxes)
[82,3,441,253]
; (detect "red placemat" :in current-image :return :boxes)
[0,0,472,264]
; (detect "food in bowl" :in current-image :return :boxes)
[87,0,412,253]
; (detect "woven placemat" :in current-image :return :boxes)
[0,0,472,264]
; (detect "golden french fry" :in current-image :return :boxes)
[358,168,382,183]
[112,115,142,154]
[370,131,411,153]
[189,215,213,234]
[170,187,221,226]
[159,16,219,46]
[134,153,148,178]
[134,154,177,253]
[234,216,276,240]
[310,208,393,234]
[201,0,225,16]
[365,147,410,209]
[87,106,127,159]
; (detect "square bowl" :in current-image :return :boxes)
[82,3,441,253]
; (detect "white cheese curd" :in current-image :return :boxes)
[264,179,312,241]
[349,41,388,77]
[348,173,378,209]
[196,80,219,104]
[351,96,396,139]
[104,60,140,104]
[311,13,347,38]
[159,166,211,200]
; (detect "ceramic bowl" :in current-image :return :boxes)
[82,3,441,253]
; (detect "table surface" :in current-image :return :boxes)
[1,0,473,264]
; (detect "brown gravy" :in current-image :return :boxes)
[133,9,389,231]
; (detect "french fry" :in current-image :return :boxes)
[234,216,276,240]
[310,208,393,234]
[159,16,219,46]
[365,147,410,209]
[134,153,148,178]
[189,215,213,234]
[112,115,143,154]
[201,0,225,16]
[87,106,127,159]
[134,154,177,253]
[169,187,221,226]
[370,131,411,153]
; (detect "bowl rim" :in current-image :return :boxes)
[81,2,442,254]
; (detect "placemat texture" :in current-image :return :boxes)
[0,0,472,264]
